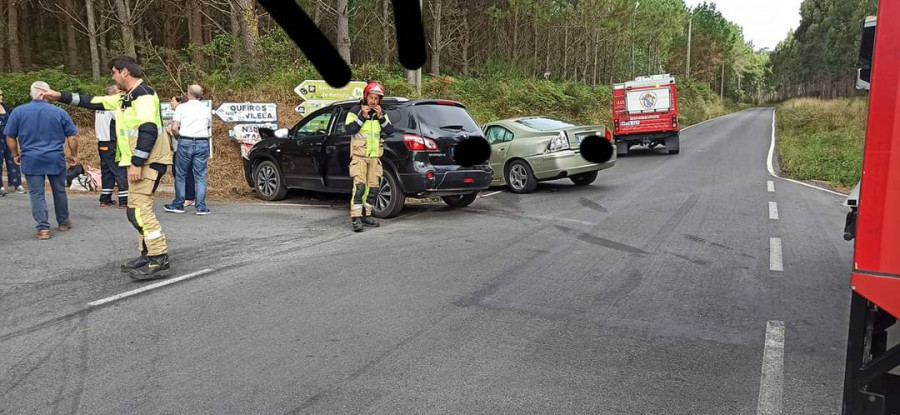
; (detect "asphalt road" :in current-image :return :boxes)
[0,107,855,414]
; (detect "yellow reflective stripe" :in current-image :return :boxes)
[145,230,163,240]
[346,112,359,124]
[134,207,145,233]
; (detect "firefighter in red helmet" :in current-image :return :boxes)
[345,81,394,232]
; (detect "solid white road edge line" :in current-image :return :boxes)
[770,238,784,272]
[756,320,786,415]
[480,190,505,198]
[769,202,780,220]
[768,109,847,197]
[88,268,216,307]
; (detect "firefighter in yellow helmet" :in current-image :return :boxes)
[41,56,174,280]
[345,81,394,232]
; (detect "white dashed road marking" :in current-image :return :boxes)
[757,320,786,415]
[769,238,784,272]
[767,181,775,192]
[769,202,779,220]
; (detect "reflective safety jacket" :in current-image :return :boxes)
[345,105,394,158]
[62,79,172,169]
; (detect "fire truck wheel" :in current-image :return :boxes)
[666,134,680,155]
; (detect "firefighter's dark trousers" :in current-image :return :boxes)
[349,155,382,218]
[98,143,128,204]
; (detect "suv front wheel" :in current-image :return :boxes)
[253,160,288,201]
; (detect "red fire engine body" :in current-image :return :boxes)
[842,2,900,414]
[612,74,680,156]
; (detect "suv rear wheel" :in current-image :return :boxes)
[442,192,478,208]
[253,160,288,201]
[373,169,406,219]
[570,171,598,186]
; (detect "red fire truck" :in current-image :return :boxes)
[611,74,680,156]
[841,3,900,414]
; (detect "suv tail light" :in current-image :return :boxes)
[604,127,613,142]
[403,134,440,151]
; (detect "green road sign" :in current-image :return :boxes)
[294,80,366,101]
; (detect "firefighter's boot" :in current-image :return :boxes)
[121,248,150,272]
[361,211,380,227]
[129,254,171,281]
[352,218,364,232]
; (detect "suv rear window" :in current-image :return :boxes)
[413,105,480,133]
[515,118,576,131]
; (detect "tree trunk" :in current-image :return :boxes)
[563,26,569,81]
[99,29,110,70]
[85,0,101,80]
[189,1,205,66]
[7,0,20,71]
[19,0,31,69]
[592,39,598,86]
[545,27,551,77]
[430,0,441,74]
[230,0,242,63]
[63,0,81,72]
[532,20,538,78]
[512,4,518,60]
[114,0,137,57]
[461,14,469,76]
[237,0,259,62]
[335,0,351,65]
[382,0,391,64]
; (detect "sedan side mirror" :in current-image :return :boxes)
[274,128,289,139]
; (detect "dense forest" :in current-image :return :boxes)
[768,0,878,100]
[0,0,772,101]
[0,0,879,103]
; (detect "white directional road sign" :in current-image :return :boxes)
[294,80,366,101]
[229,123,279,144]
[214,102,278,123]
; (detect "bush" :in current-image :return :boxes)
[777,98,868,187]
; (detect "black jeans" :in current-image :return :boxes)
[98,143,128,204]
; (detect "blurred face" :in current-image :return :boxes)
[366,93,381,106]
[110,67,127,90]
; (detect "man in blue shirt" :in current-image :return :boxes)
[3,81,80,240]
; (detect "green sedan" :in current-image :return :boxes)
[481,117,617,193]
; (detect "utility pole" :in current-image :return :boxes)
[686,16,692,79]
[407,0,423,95]
[631,0,640,79]
[720,62,725,100]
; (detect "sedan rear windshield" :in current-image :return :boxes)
[515,118,576,131]
[414,105,481,133]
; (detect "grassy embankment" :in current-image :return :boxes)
[0,67,740,200]
[776,97,868,192]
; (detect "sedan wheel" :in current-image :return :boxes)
[506,160,538,194]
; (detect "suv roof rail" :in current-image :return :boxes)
[331,97,410,106]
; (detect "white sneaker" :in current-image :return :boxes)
[15,185,25,194]
[0,187,6,197]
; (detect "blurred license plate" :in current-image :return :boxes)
[622,120,640,126]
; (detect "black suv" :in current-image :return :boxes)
[244,98,493,218]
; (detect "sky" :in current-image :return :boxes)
[685,0,805,51]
